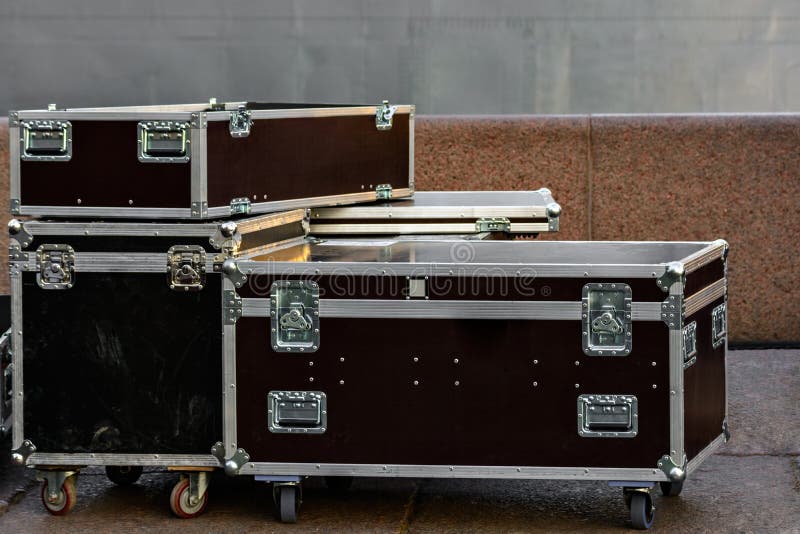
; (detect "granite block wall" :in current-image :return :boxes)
[2,114,799,343]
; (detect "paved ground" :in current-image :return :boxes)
[0,349,797,532]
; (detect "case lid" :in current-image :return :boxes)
[309,190,561,236]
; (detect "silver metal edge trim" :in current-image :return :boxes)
[682,240,727,274]
[9,123,20,204]
[238,462,668,481]
[310,206,549,219]
[241,298,663,321]
[669,281,686,470]
[207,189,415,218]
[16,206,194,218]
[308,222,551,235]
[408,107,415,191]
[190,120,208,218]
[26,453,220,467]
[235,261,667,279]
[32,103,215,113]
[23,220,219,237]
[13,253,216,273]
[685,433,726,476]
[10,273,23,450]
[223,278,238,459]
[205,105,413,121]
[684,279,726,318]
[16,111,197,121]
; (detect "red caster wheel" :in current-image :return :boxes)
[41,475,77,516]
[169,477,208,519]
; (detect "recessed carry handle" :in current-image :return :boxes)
[20,120,72,161]
[137,121,191,163]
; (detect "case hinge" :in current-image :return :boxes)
[36,244,75,290]
[167,245,206,292]
[582,283,632,356]
[375,184,393,200]
[230,197,252,215]
[229,105,253,138]
[375,100,397,131]
[270,280,320,353]
[475,217,511,233]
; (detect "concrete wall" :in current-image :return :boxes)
[2,114,799,344]
[2,1,800,114]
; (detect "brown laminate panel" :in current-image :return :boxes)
[206,114,410,206]
[235,317,670,468]
[685,258,726,298]
[20,121,191,208]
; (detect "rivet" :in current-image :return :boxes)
[575,383,580,389]
[339,380,344,385]
[339,357,345,362]
[652,384,657,389]
[309,377,314,382]
[533,359,539,364]
[532,381,538,387]
[574,360,580,366]
[454,380,460,386]
[651,361,657,366]
[413,380,419,386]
[413,357,419,362]
[309,361,314,367]
[453,358,459,364]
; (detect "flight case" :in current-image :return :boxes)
[220,237,729,529]
[7,210,307,516]
[9,100,413,219]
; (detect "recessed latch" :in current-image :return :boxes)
[20,120,72,161]
[711,303,726,348]
[270,280,319,353]
[229,105,253,138]
[167,245,206,292]
[375,100,397,131]
[375,184,393,200]
[476,217,511,233]
[582,283,632,356]
[36,244,75,290]
[683,321,698,369]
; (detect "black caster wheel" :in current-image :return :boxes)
[274,484,301,523]
[105,465,143,486]
[659,480,684,496]
[41,475,77,516]
[324,476,353,492]
[170,478,208,519]
[629,492,655,530]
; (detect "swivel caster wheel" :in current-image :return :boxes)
[659,480,684,496]
[170,474,209,519]
[106,465,143,486]
[41,473,77,516]
[273,483,301,523]
[324,476,353,493]
[627,491,655,530]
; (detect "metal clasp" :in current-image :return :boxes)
[711,303,726,348]
[375,184,393,200]
[683,321,698,368]
[270,281,320,353]
[230,197,252,215]
[582,283,632,356]
[137,121,191,163]
[476,217,511,233]
[375,100,397,131]
[20,120,72,161]
[229,105,253,138]
[167,245,206,292]
[36,244,75,290]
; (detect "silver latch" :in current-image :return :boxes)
[229,105,253,138]
[36,244,75,290]
[582,283,632,356]
[711,303,726,348]
[137,121,191,163]
[230,197,252,215]
[375,100,397,131]
[20,120,72,161]
[167,245,206,292]
[270,280,320,353]
[475,217,511,233]
[577,394,638,438]
[683,321,698,369]
[268,391,327,434]
[375,184,393,200]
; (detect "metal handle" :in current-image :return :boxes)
[20,120,72,161]
[137,121,191,163]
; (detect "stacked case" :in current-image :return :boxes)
[5,100,727,530]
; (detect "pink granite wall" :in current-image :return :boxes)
[415,115,800,344]
[1,115,798,342]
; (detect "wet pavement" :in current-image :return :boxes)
[0,349,797,532]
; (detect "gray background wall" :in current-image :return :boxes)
[1,1,799,114]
